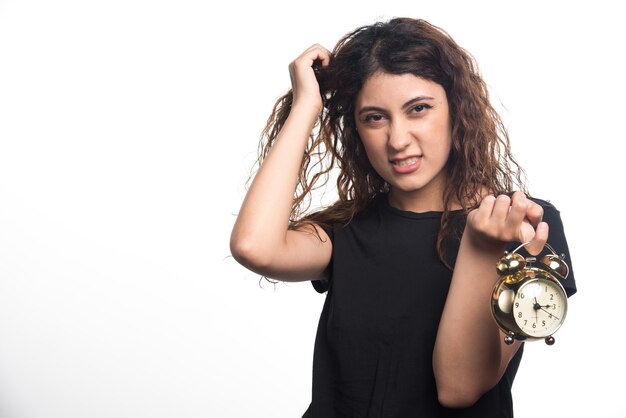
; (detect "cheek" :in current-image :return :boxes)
[432,121,452,153]
[439,137,453,164]
[359,134,386,161]
[442,132,453,153]
[359,140,390,178]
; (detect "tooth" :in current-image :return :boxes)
[396,157,417,166]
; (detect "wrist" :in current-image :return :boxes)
[461,226,507,258]
[279,104,321,139]
[290,98,322,119]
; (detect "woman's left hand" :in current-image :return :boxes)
[465,191,548,256]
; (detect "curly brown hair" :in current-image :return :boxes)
[256,18,526,268]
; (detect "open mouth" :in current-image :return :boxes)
[391,156,420,166]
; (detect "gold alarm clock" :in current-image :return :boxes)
[491,242,569,345]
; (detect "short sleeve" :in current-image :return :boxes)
[311,223,334,294]
[508,198,577,297]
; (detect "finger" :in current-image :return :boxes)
[313,46,333,67]
[519,219,536,244]
[505,192,528,233]
[467,195,494,232]
[303,43,331,55]
[524,200,544,229]
[525,221,549,256]
[474,194,497,222]
[491,194,512,224]
[299,44,332,67]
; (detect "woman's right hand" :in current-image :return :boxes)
[288,44,332,115]
[230,44,334,282]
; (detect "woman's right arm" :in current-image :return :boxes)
[230,45,333,282]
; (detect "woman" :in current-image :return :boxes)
[230,18,576,417]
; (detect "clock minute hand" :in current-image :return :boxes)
[539,307,560,321]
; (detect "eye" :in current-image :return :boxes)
[410,104,432,114]
[363,113,386,123]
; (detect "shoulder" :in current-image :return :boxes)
[529,196,561,223]
[526,196,577,297]
[322,195,385,233]
[529,196,559,212]
[307,195,382,230]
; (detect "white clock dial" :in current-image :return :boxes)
[512,278,567,337]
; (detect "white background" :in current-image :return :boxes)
[1,1,624,417]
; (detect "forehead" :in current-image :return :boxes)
[356,71,447,108]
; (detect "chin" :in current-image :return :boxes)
[389,180,431,193]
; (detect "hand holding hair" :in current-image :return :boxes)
[288,44,332,115]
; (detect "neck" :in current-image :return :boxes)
[387,187,461,213]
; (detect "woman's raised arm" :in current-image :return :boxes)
[230,45,333,282]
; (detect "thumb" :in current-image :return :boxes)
[524,222,549,256]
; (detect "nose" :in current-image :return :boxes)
[388,118,412,151]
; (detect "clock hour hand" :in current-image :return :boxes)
[534,299,556,310]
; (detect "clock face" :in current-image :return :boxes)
[512,278,567,337]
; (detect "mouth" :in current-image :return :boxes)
[389,155,422,174]
[390,156,421,166]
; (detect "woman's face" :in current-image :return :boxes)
[354,71,452,211]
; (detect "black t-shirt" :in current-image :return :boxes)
[303,194,576,418]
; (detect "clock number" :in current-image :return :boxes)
[550,294,554,300]
[518,312,523,318]
[515,302,519,308]
[520,293,525,299]
[532,323,536,329]
[542,320,546,326]
[524,320,528,326]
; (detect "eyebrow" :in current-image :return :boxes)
[357,95,435,114]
